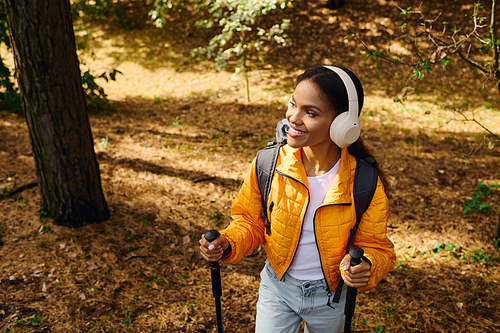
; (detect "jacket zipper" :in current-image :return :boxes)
[275,170,309,281]
[274,169,351,289]
[312,203,351,293]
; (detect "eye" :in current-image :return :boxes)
[289,99,296,108]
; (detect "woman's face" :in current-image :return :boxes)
[285,79,337,150]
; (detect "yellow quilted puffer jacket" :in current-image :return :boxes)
[220,145,396,292]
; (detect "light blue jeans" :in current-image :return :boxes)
[255,260,347,333]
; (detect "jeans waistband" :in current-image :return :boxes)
[265,260,328,290]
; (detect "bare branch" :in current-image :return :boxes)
[456,50,490,73]
[456,109,500,140]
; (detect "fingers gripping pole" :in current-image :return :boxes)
[343,246,364,333]
[205,229,224,333]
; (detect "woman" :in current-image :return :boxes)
[200,66,396,333]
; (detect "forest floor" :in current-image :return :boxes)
[1,0,500,332]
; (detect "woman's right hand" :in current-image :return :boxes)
[199,233,229,262]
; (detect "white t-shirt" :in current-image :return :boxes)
[287,158,340,280]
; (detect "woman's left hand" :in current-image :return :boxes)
[340,254,372,288]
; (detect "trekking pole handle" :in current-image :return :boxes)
[205,229,220,243]
[204,229,224,333]
[349,246,364,267]
[344,246,364,333]
[205,229,221,269]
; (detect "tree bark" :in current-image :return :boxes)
[490,0,500,95]
[326,0,345,9]
[5,0,110,227]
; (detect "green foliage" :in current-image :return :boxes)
[427,241,499,266]
[149,0,188,26]
[98,136,109,149]
[39,210,50,221]
[81,69,121,114]
[364,49,385,59]
[205,210,224,226]
[0,186,14,199]
[361,0,500,100]
[13,314,43,327]
[189,0,294,68]
[121,311,132,326]
[149,0,295,100]
[172,115,181,128]
[0,2,122,114]
[184,300,196,311]
[71,0,114,21]
[413,60,432,79]
[463,181,499,215]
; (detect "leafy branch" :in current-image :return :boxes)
[352,1,499,139]
[148,0,295,101]
[397,1,499,92]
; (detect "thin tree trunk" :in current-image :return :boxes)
[5,0,110,227]
[490,0,500,95]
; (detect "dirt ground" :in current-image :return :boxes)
[1,0,500,332]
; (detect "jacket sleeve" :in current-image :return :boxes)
[220,158,267,264]
[353,178,396,291]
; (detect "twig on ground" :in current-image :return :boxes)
[0,182,38,200]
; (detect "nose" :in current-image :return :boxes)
[286,105,302,125]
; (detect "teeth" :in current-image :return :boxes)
[290,128,306,134]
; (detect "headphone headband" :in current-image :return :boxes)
[323,66,359,119]
[323,66,361,148]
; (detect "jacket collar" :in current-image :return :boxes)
[276,145,354,205]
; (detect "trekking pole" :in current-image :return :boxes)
[204,229,224,333]
[343,246,364,333]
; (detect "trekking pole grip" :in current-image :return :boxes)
[204,229,224,333]
[205,229,222,268]
[205,229,222,299]
[344,246,364,333]
[349,246,364,267]
[205,229,221,243]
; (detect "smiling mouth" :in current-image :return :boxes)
[289,128,307,135]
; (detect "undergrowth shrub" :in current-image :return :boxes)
[463,181,499,249]
[81,69,122,115]
[463,181,499,215]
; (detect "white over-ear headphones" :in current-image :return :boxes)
[323,66,361,148]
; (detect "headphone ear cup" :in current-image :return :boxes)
[330,112,360,148]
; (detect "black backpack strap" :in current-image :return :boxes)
[255,141,283,235]
[345,156,378,251]
[333,156,378,303]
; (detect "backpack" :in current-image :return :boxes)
[254,119,378,252]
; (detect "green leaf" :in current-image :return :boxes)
[413,70,424,79]
[400,7,411,15]
[99,136,109,149]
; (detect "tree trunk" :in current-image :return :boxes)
[5,0,110,228]
[326,0,345,9]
